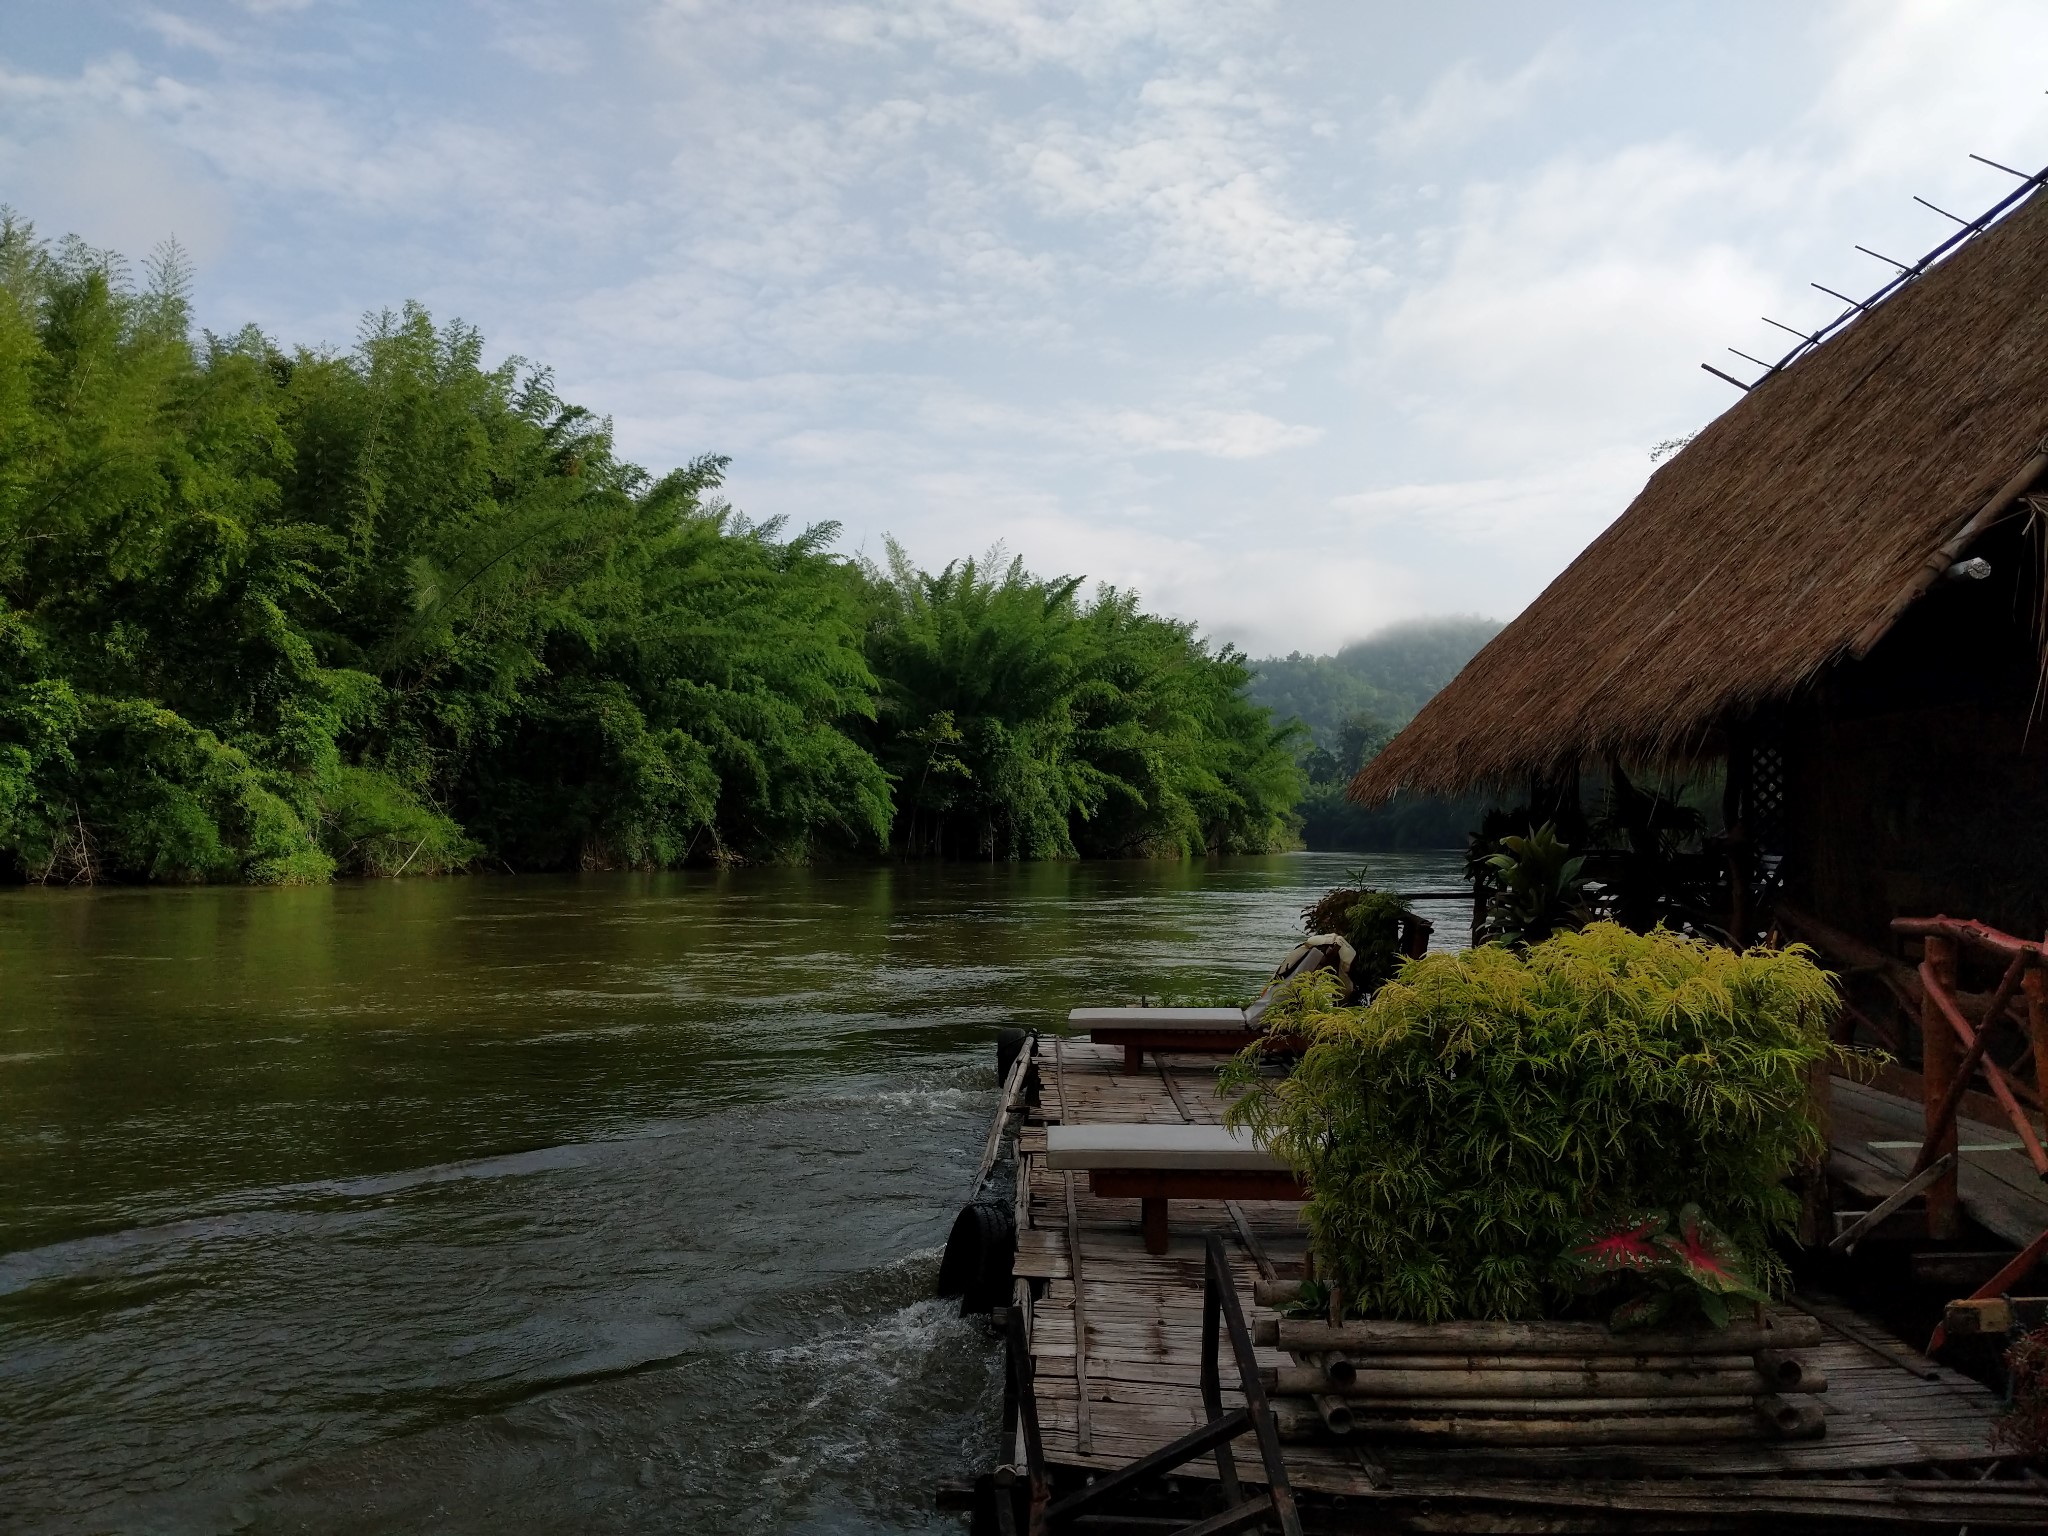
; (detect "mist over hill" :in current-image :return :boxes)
[1249,618,1502,853]
[1248,618,1502,748]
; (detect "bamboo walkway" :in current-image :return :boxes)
[1001,1037,2048,1531]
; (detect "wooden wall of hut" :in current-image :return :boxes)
[1777,512,2048,951]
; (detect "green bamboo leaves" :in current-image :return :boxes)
[1226,923,1848,1321]
[0,216,1302,879]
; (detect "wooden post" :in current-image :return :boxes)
[1723,732,1749,946]
[1141,1196,1169,1254]
[2026,958,2048,1146]
[1123,1042,1143,1076]
[1921,934,1961,1241]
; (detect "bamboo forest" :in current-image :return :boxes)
[0,219,1319,883]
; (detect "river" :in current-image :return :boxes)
[0,850,1468,1534]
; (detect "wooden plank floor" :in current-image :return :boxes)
[1829,1075,2048,1247]
[1014,1039,2029,1513]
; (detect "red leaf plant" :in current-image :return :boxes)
[1565,1206,1768,1331]
[1659,1204,1771,1301]
[1565,1212,1665,1274]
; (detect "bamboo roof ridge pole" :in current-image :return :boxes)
[1852,442,2048,657]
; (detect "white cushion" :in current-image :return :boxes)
[1069,1006,1249,1031]
[1045,1122,1288,1172]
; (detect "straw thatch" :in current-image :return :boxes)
[1352,183,2048,806]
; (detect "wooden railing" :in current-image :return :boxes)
[994,1232,1301,1535]
[1889,916,2048,1353]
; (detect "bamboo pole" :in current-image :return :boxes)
[1852,446,2048,658]
[1754,1348,1826,1393]
[1919,955,2048,1173]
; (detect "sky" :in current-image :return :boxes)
[5,1,2048,656]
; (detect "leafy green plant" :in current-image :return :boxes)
[1481,822,1590,946]
[1591,766,1712,933]
[1224,922,1852,1322]
[1565,1204,1770,1330]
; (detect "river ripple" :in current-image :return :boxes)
[0,851,1467,1533]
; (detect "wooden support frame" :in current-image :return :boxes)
[1089,1169,1308,1255]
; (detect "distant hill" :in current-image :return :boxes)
[1248,618,1501,747]
[1248,618,1502,853]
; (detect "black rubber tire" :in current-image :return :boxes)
[936,1199,1016,1314]
[995,1028,1028,1083]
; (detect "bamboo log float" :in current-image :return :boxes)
[1282,1349,1777,1374]
[1286,1393,1766,1415]
[1756,1393,1827,1441]
[1268,1402,1770,1446]
[1311,1392,1354,1438]
[1253,1277,1308,1308]
[1753,1347,1825,1393]
[1314,1350,1356,1387]
[1253,1314,1823,1354]
[1261,1364,1804,1399]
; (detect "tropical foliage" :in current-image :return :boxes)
[1479,822,1591,946]
[1224,923,1846,1321]
[1255,621,1500,853]
[1564,1204,1770,1330]
[0,217,1299,882]
[862,543,1299,860]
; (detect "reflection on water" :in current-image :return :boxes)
[0,851,1466,1533]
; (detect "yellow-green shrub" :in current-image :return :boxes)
[1225,923,1846,1320]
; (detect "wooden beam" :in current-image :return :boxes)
[1853,447,2048,657]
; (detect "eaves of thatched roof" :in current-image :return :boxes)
[1351,178,2048,807]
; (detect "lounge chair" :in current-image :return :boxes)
[1071,933,1354,1073]
[1046,1122,1306,1253]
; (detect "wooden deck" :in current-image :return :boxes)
[1829,1073,2048,1248]
[1000,1037,2048,1531]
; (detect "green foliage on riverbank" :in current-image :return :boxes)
[1251,621,1498,852]
[0,219,1298,881]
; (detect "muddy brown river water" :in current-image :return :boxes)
[0,852,1467,1534]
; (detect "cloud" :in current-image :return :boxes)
[1373,44,1566,158]
[4,116,234,264]
[1013,69,1375,301]
[1104,407,1319,458]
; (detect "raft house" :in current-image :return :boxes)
[933,159,2048,1532]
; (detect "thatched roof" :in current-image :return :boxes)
[1352,180,2048,806]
